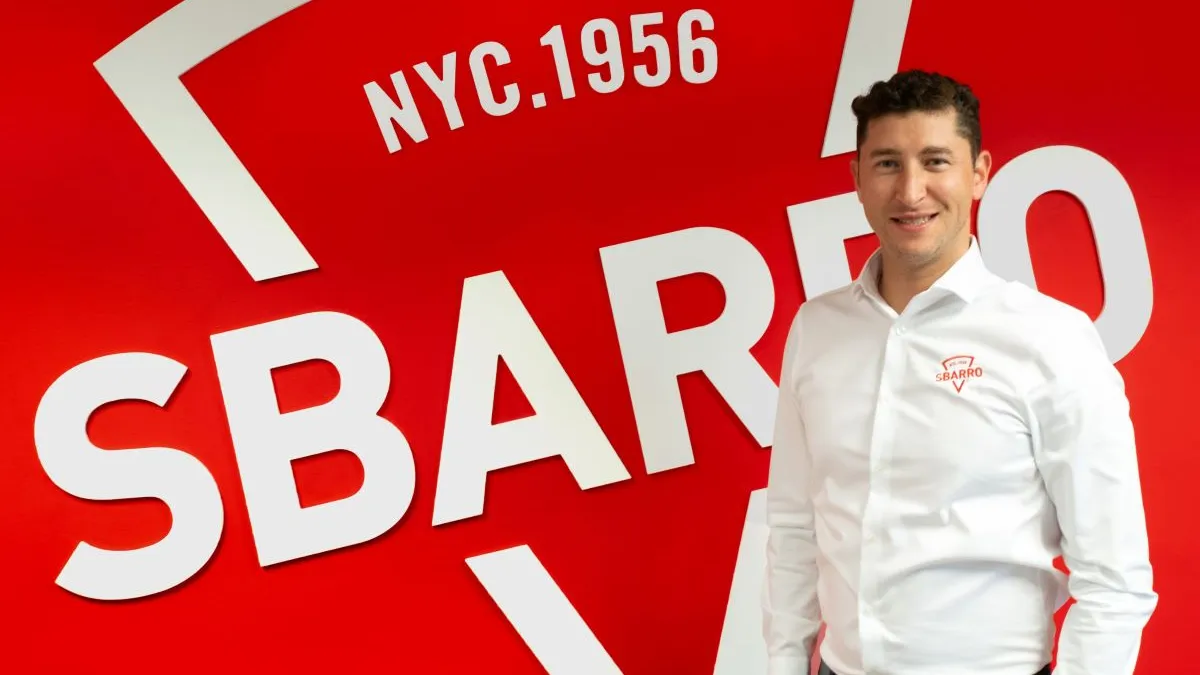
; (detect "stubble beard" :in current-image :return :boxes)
[887,215,968,276]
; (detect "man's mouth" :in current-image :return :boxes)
[890,213,937,227]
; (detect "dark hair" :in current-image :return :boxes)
[851,69,981,160]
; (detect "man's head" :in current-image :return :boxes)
[849,70,992,276]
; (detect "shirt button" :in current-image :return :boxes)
[893,325,905,335]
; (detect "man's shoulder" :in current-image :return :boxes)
[786,283,859,335]
[779,283,859,359]
[797,282,859,317]
[989,281,1095,336]
[987,281,1107,372]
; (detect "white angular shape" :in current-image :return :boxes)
[821,0,913,157]
[713,488,770,675]
[94,0,318,281]
[467,545,624,674]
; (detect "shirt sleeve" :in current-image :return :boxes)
[762,308,822,675]
[1028,309,1158,675]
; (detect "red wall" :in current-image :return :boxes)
[2,0,1193,672]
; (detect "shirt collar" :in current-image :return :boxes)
[853,235,997,304]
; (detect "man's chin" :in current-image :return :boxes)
[885,241,940,268]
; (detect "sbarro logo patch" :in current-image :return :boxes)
[937,355,983,393]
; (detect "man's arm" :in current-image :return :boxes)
[763,311,821,675]
[1029,310,1158,675]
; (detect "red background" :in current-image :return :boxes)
[1,0,1193,672]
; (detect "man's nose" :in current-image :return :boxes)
[894,167,927,206]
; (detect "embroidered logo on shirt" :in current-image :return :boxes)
[936,355,983,392]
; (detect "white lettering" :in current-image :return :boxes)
[469,41,520,116]
[785,192,874,298]
[432,271,630,526]
[33,353,224,600]
[599,226,778,473]
[414,52,464,131]
[978,145,1153,362]
[364,70,430,153]
[210,311,415,566]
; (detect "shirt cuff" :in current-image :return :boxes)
[767,655,810,675]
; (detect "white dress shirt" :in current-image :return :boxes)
[763,238,1157,675]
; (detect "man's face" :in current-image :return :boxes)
[851,108,991,273]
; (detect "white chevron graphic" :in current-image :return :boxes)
[95,0,318,281]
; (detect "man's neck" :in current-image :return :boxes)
[877,239,970,314]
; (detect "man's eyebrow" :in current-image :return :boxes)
[868,146,956,158]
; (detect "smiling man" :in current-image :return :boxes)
[762,70,1158,675]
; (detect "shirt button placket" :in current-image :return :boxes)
[861,319,906,672]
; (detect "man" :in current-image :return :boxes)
[762,70,1157,675]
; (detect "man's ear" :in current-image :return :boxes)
[972,149,993,200]
[850,156,861,194]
